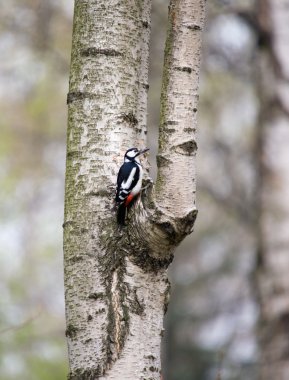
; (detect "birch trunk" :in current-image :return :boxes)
[63,0,205,379]
[256,1,289,379]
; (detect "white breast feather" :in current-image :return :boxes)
[131,164,143,196]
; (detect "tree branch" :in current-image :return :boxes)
[154,0,205,227]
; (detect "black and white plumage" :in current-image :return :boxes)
[115,147,149,225]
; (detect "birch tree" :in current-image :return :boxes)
[256,1,289,378]
[63,0,205,378]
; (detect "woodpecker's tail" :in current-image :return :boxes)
[117,203,126,226]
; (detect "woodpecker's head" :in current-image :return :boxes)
[124,147,149,163]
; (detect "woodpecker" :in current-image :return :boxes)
[115,147,149,225]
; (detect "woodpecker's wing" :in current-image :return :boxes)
[115,162,140,203]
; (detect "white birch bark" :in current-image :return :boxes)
[156,0,205,220]
[63,0,205,379]
[256,1,289,379]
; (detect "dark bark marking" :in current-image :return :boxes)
[157,222,177,243]
[166,128,176,133]
[68,366,104,380]
[65,324,78,339]
[174,66,192,74]
[166,120,178,125]
[129,248,174,273]
[163,279,171,314]
[86,189,111,197]
[149,366,160,372]
[87,315,93,321]
[67,91,94,104]
[62,220,75,228]
[184,127,196,133]
[175,140,198,155]
[120,112,138,126]
[177,209,198,235]
[95,308,106,315]
[142,20,149,28]
[68,255,84,264]
[88,292,105,300]
[186,24,202,31]
[145,354,156,360]
[81,47,123,57]
[67,150,81,159]
[129,288,145,315]
[156,154,173,168]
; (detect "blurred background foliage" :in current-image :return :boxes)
[0,0,263,379]
[0,1,71,379]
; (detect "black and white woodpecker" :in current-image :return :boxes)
[115,147,149,225]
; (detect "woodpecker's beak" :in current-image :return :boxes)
[137,148,150,156]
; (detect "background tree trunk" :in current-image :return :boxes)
[256,1,289,378]
[63,0,205,379]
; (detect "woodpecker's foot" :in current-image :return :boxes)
[142,177,154,191]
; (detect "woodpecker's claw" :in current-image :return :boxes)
[141,177,154,191]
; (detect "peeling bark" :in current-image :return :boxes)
[63,0,205,379]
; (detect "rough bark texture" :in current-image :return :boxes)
[63,0,205,379]
[256,1,289,379]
